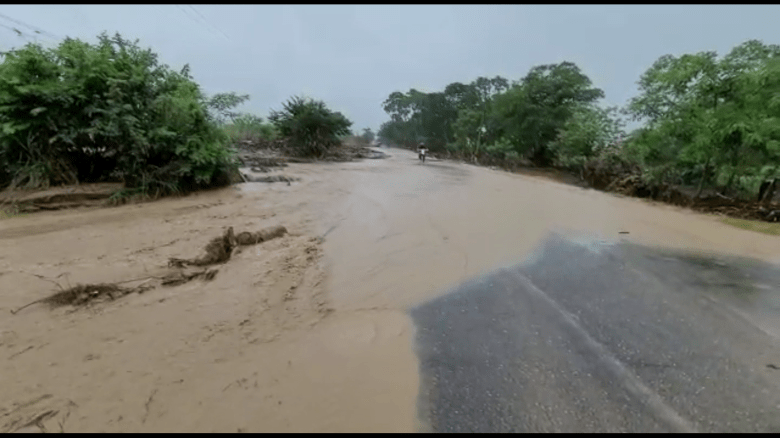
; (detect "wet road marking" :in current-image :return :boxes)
[504,268,699,433]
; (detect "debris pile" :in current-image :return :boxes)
[11,225,289,314]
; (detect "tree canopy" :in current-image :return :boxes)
[379,39,780,200]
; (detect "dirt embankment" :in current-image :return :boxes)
[0,138,386,217]
[581,158,780,223]
[235,137,386,168]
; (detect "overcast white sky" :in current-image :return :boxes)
[2,5,780,132]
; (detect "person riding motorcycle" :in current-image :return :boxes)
[417,142,428,162]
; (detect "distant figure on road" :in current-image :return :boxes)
[418,142,428,163]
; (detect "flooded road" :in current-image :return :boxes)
[3,146,778,432]
[318,147,780,432]
[413,238,780,432]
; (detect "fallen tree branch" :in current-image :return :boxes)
[18,270,67,292]
[715,192,734,201]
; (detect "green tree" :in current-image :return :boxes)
[0,31,236,195]
[206,92,250,124]
[268,96,353,157]
[449,77,509,154]
[494,62,604,165]
[452,108,485,162]
[625,40,780,197]
[550,104,625,167]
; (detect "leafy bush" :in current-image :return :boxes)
[485,137,518,161]
[222,113,279,144]
[549,104,624,169]
[268,96,352,157]
[0,32,237,196]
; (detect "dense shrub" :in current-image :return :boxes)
[222,113,279,144]
[268,96,352,157]
[0,32,237,196]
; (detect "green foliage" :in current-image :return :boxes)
[452,108,485,160]
[379,76,509,153]
[222,113,278,143]
[549,105,625,167]
[624,39,780,198]
[360,127,375,145]
[268,96,353,157]
[0,32,237,196]
[484,137,518,161]
[493,62,605,165]
[206,91,250,124]
[378,39,780,203]
[379,65,606,167]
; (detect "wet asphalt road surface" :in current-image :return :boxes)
[411,235,780,433]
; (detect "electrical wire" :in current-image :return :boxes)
[187,5,230,41]
[0,12,60,41]
[0,22,27,38]
[176,5,229,42]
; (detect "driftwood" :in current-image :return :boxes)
[168,225,287,268]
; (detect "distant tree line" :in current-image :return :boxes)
[378,40,780,201]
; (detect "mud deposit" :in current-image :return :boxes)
[1,147,779,432]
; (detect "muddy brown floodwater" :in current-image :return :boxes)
[1,147,779,432]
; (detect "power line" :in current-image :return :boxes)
[0,22,26,38]
[188,5,230,41]
[0,12,59,41]
[0,22,41,46]
[176,5,213,36]
[183,5,230,42]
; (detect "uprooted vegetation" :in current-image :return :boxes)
[168,225,287,268]
[581,152,780,223]
[233,129,386,169]
[10,225,288,314]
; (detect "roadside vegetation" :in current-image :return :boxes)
[0,31,353,204]
[2,29,778,230]
[377,39,780,224]
[721,217,780,236]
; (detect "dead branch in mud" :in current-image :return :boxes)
[17,270,69,292]
[168,225,287,268]
[715,192,734,201]
[168,226,238,268]
[141,389,158,424]
[160,268,219,286]
[10,282,154,315]
[11,225,291,315]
